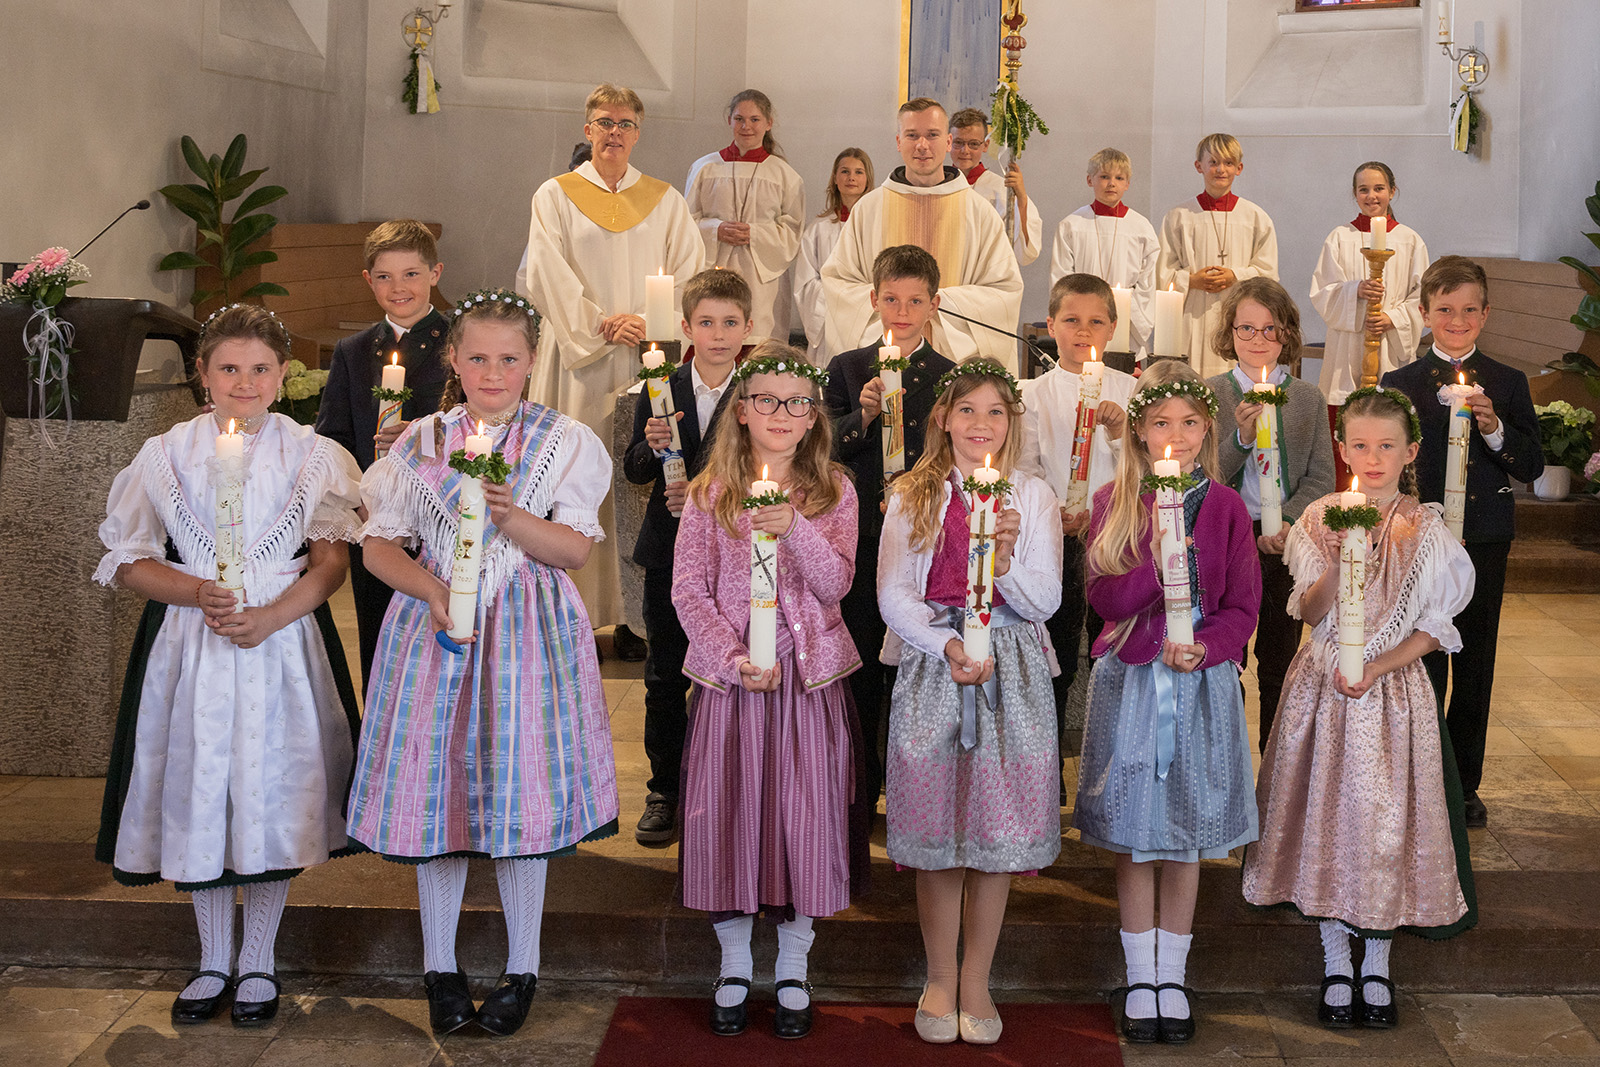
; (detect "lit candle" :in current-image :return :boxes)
[1110,287,1132,354]
[1337,477,1368,686]
[446,471,487,644]
[644,269,676,342]
[1256,364,1283,537]
[1065,348,1104,515]
[1152,445,1194,646]
[1370,215,1388,253]
[376,351,406,459]
[964,455,1003,663]
[878,332,905,479]
[1152,284,1184,359]
[748,464,780,671]
[214,418,246,613]
[464,419,493,459]
[642,346,688,512]
[1440,373,1477,542]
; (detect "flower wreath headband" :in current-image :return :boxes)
[1337,385,1423,443]
[730,353,829,389]
[200,303,293,352]
[1125,378,1220,422]
[934,359,1022,402]
[450,287,542,326]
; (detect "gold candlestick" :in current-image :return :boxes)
[1358,247,1396,388]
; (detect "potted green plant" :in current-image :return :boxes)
[1557,179,1600,334]
[156,134,288,312]
[1533,400,1597,500]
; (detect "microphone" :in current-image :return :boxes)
[936,306,1059,372]
[75,200,152,258]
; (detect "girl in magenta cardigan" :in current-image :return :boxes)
[671,342,864,1041]
[1073,361,1262,1045]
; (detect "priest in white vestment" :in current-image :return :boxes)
[949,107,1041,268]
[517,84,705,628]
[822,99,1024,371]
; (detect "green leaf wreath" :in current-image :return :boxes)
[449,448,511,485]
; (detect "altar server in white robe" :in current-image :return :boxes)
[822,98,1024,372]
[948,107,1041,268]
[1157,133,1278,378]
[684,89,805,343]
[1050,147,1161,360]
[1310,160,1429,406]
[793,148,873,365]
[517,82,705,628]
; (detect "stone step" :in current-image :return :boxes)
[1514,491,1600,543]
[1507,539,1600,593]
[5,844,1598,995]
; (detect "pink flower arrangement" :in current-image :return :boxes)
[8,263,34,287]
[1585,450,1600,481]
[1,246,90,308]
[34,247,70,272]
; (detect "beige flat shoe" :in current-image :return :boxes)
[959,1007,1003,1045]
[914,987,959,1044]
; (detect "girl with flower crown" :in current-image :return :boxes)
[1074,360,1261,1045]
[879,356,1063,1047]
[1243,387,1476,1031]
[345,290,619,1039]
[95,304,364,1027]
[673,340,865,1041]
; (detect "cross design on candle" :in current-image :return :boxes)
[753,541,776,587]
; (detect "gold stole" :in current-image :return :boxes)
[881,187,967,292]
[554,171,671,233]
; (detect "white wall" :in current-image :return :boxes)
[1517,0,1600,264]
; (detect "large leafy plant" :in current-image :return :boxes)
[1558,179,1600,334]
[157,134,288,308]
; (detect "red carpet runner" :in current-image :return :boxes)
[595,996,1124,1066]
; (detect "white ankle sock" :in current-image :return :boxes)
[712,915,754,1008]
[236,879,290,1002]
[1120,928,1157,1019]
[775,915,815,1009]
[1155,929,1193,1020]
[417,857,469,974]
[1320,920,1353,1007]
[1361,937,1393,1006]
[184,886,235,999]
[495,858,548,976]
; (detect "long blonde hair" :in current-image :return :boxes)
[1088,360,1221,580]
[887,358,1025,552]
[687,340,844,537]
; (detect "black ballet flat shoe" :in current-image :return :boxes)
[1317,975,1358,1029]
[1463,790,1488,829]
[1113,983,1160,1044]
[612,624,648,662]
[1155,983,1195,1043]
[709,976,750,1036]
[171,970,232,1025]
[230,972,280,1027]
[1359,976,1398,1028]
[476,972,538,1036]
[773,979,813,1039]
[424,969,477,1035]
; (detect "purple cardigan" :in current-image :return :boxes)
[671,475,862,692]
[1085,480,1263,669]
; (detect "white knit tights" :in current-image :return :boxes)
[417,857,469,974]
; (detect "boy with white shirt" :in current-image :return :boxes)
[948,107,1041,267]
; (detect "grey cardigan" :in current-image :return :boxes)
[1207,370,1336,523]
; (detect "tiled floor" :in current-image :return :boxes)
[2,589,1599,1065]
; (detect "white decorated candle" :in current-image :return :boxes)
[446,474,487,642]
[1370,215,1388,252]
[1153,447,1194,646]
[642,346,688,507]
[1065,350,1104,515]
[964,456,1003,662]
[214,418,247,612]
[1337,479,1368,686]
[464,420,493,460]
[1440,375,1477,542]
[1110,287,1132,354]
[1255,367,1283,537]
[376,352,406,459]
[1152,285,1184,359]
[748,465,780,670]
[878,333,905,478]
[644,270,675,341]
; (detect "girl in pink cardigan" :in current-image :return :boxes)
[672,341,865,1041]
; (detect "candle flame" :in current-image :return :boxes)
[648,343,660,354]
[657,267,665,277]
[1164,445,1172,460]
[984,453,992,469]
[390,351,399,366]
[1458,371,1466,386]
[477,420,486,436]
[762,464,769,481]
[1261,364,1270,385]
[1090,346,1100,363]
[884,331,893,348]
[227,418,237,434]
[1352,475,1360,492]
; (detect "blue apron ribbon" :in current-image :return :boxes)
[932,603,1024,752]
[1152,603,1203,780]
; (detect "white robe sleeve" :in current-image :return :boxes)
[794,219,837,358]
[1016,377,1050,487]
[1158,207,1194,296]
[306,440,365,544]
[546,419,613,540]
[1385,230,1429,360]
[821,202,880,353]
[933,197,1025,367]
[1310,229,1365,333]
[1235,203,1279,283]
[94,440,167,587]
[1011,192,1042,267]
[521,182,612,373]
[745,162,804,284]
[1412,521,1475,653]
[1048,217,1076,285]
[684,155,725,264]
[1130,224,1160,356]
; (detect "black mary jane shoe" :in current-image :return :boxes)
[1113,983,1160,1044]
[476,973,538,1037]
[773,979,814,1039]
[1358,976,1398,1028]
[171,970,233,1025]
[709,976,750,1036]
[230,972,281,1027]
[424,969,478,1035]
[1317,975,1358,1029]
[1155,983,1196,1044]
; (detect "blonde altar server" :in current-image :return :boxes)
[822,98,1024,373]
[1157,133,1278,378]
[794,148,873,364]
[517,82,705,628]
[1310,161,1429,407]
[1050,148,1161,360]
[685,90,805,344]
[949,107,1042,268]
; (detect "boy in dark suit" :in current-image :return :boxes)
[623,268,754,844]
[316,220,450,686]
[824,245,956,803]
[1382,255,1542,828]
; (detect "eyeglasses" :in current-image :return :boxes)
[951,139,987,151]
[589,118,639,132]
[746,393,815,417]
[1232,324,1280,341]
